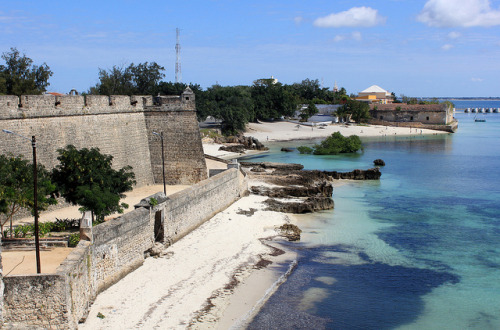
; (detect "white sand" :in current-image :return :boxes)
[244,121,447,142]
[79,191,295,329]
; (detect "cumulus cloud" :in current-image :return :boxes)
[314,7,386,28]
[417,0,500,27]
[333,31,363,42]
[471,77,483,82]
[448,31,461,39]
[441,44,454,50]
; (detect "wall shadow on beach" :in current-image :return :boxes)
[248,245,459,330]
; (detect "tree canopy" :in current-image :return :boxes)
[52,145,136,222]
[337,100,371,123]
[0,47,53,95]
[298,132,363,155]
[0,154,57,237]
[90,62,165,95]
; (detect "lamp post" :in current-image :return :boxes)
[2,129,41,273]
[152,131,166,196]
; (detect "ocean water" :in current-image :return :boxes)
[244,105,500,329]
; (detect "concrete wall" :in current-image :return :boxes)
[2,167,246,329]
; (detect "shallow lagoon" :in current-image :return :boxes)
[245,109,500,329]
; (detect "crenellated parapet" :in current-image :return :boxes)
[0,88,196,120]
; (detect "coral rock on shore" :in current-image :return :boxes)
[264,197,334,213]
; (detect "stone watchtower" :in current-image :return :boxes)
[145,87,207,185]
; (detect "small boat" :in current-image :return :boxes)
[493,108,499,113]
[474,114,486,122]
[465,108,470,113]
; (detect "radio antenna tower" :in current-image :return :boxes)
[175,28,181,83]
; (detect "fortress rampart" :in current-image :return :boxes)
[0,88,207,186]
[3,167,248,328]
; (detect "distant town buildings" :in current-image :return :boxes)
[355,85,393,104]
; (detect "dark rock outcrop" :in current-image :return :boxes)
[278,224,302,241]
[220,135,269,151]
[251,181,333,198]
[327,168,382,180]
[240,162,304,171]
[374,159,386,166]
[219,144,246,153]
[264,197,334,213]
[281,148,294,152]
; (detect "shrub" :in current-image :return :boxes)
[68,233,80,247]
[310,132,362,155]
[297,146,313,154]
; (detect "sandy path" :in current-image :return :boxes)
[2,248,74,275]
[13,184,188,227]
[79,193,293,329]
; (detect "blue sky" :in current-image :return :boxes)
[1,0,500,97]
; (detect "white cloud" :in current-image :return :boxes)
[314,7,386,28]
[294,16,304,25]
[417,0,500,27]
[448,31,461,39]
[471,77,483,82]
[441,43,454,50]
[333,31,363,42]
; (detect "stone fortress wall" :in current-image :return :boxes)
[0,88,233,327]
[3,167,248,328]
[0,88,206,186]
[368,103,458,132]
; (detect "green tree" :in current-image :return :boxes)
[199,85,254,135]
[339,100,371,123]
[251,81,298,120]
[0,155,57,237]
[298,132,362,155]
[52,145,136,222]
[299,102,319,121]
[91,62,165,95]
[0,47,53,95]
[129,62,165,95]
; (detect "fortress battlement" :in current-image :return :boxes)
[0,87,206,186]
[0,87,195,120]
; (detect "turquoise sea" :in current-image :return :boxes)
[245,100,500,329]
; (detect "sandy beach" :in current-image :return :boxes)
[79,186,297,329]
[244,120,447,142]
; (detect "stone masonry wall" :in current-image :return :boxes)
[2,167,245,329]
[369,103,453,125]
[0,90,206,187]
[145,109,207,185]
[164,168,244,243]
[57,241,94,327]
[91,207,152,295]
[0,112,154,186]
[3,274,69,328]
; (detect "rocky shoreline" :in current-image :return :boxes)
[241,161,382,214]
